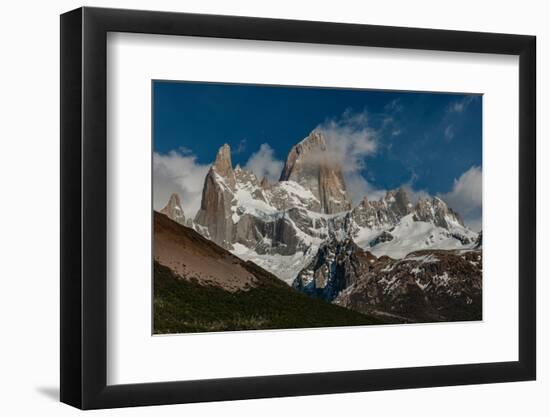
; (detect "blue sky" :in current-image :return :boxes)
[153,80,482,230]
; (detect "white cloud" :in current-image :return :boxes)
[440,166,482,231]
[315,110,380,203]
[244,143,284,183]
[318,110,378,170]
[345,177,430,207]
[153,150,210,218]
[402,184,431,204]
[441,166,482,213]
[345,174,386,205]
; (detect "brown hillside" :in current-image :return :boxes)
[154,211,259,292]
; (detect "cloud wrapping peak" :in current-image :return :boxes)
[316,110,379,204]
[244,143,284,183]
[318,110,378,172]
[153,151,210,218]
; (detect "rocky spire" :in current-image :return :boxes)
[413,196,464,229]
[194,144,236,248]
[213,144,233,178]
[384,187,413,218]
[280,130,327,182]
[160,193,185,225]
[279,130,351,214]
[260,176,270,189]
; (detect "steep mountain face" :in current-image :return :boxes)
[293,237,377,301]
[194,145,236,248]
[160,193,186,225]
[413,197,464,229]
[293,238,482,322]
[279,130,352,214]
[350,188,413,231]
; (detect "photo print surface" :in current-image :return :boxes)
[152,81,482,334]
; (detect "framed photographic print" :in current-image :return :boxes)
[60,7,536,409]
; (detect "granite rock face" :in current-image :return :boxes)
[280,131,352,214]
[293,237,377,301]
[160,193,185,225]
[350,188,413,231]
[413,197,464,229]
[194,145,237,248]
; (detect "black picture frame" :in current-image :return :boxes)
[60,6,536,410]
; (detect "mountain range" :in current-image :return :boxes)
[157,129,482,326]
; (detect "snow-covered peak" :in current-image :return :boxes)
[384,187,413,217]
[413,196,465,229]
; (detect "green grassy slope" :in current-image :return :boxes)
[154,261,383,334]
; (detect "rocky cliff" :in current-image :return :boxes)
[293,238,482,322]
[280,130,351,214]
[193,144,237,248]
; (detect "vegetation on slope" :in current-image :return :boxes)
[154,261,383,334]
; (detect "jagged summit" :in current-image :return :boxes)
[413,196,464,229]
[160,192,185,225]
[384,187,413,217]
[280,130,351,214]
[280,130,327,181]
[351,187,412,231]
[194,144,237,247]
[213,143,233,178]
